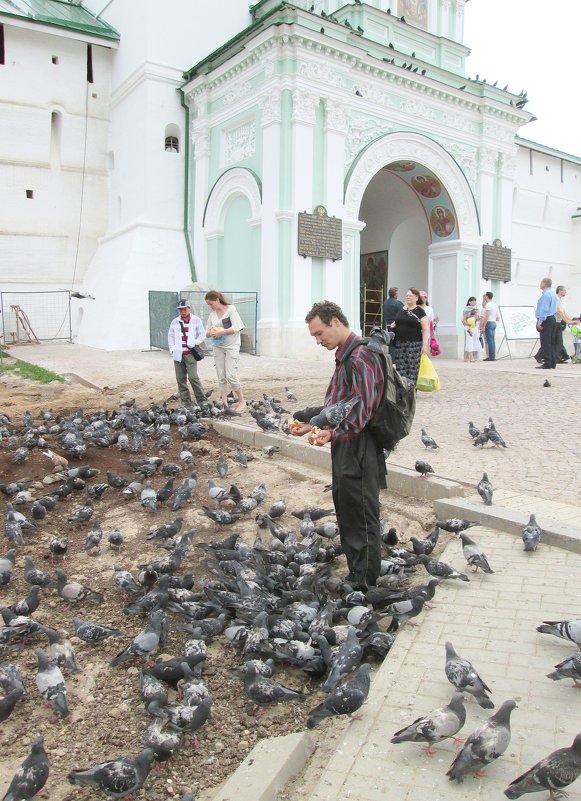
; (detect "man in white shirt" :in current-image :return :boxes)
[480,291,500,361]
[167,299,209,406]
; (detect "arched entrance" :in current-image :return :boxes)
[344,132,480,356]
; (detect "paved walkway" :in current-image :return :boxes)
[306,517,581,801]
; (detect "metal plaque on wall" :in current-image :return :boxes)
[298,206,343,260]
[482,239,511,282]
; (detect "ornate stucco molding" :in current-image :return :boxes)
[292,88,319,124]
[324,99,348,133]
[223,121,256,166]
[259,89,282,126]
[191,124,210,158]
[204,167,262,233]
[345,131,480,242]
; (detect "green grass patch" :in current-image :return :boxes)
[0,357,65,384]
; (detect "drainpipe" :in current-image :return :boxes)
[179,88,196,282]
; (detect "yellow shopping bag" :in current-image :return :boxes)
[416,354,441,392]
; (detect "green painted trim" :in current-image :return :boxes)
[179,88,196,283]
[0,0,119,40]
[202,167,263,228]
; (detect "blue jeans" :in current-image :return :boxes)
[485,321,497,360]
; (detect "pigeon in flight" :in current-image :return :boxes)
[447,700,516,783]
[477,472,493,505]
[445,641,494,708]
[522,514,542,551]
[391,693,466,755]
[504,733,581,799]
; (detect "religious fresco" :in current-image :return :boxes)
[384,161,458,241]
[401,0,428,28]
[429,205,456,237]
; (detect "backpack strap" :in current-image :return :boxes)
[341,337,368,387]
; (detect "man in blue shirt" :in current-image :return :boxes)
[535,277,558,369]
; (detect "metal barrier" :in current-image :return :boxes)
[148,290,258,354]
[0,291,72,344]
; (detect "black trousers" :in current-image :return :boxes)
[554,322,568,361]
[539,315,557,367]
[331,428,385,589]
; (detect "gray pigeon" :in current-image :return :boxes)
[110,608,164,667]
[391,693,467,754]
[172,479,192,511]
[447,699,516,783]
[112,564,142,595]
[547,652,581,687]
[35,647,69,718]
[67,498,93,525]
[307,663,371,728]
[420,428,439,449]
[68,748,155,798]
[139,669,169,708]
[24,556,55,589]
[477,472,493,505]
[2,736,49,801]
[140,481,157,513]
[522,514,542,551]
[445,641,494,709]
[45,628,81,674]
[415,460,434,478]
[437,518,479,534]
[310,396,360,428]
[410,527,439,556]
[72,616,123,645]
[537,619,581,649]
[418,554,470,582]
[243,664,306,711]
[0,687,24,724]
[504,733,581,799]
[320,627,363,692]
[55,568,103,604]
[148,697,212,734]
[460,534,494,573]
[383,597,425,632]
[142,716,183,763]
[216,454,228,478]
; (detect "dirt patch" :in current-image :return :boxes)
[0,379,438,801]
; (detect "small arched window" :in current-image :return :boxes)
[165,136,179,153]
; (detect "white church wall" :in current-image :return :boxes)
[0,24,111,288]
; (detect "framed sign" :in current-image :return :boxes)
[498,306,537,340]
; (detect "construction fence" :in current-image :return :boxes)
[149,291,258,355]
[0,291,72,345]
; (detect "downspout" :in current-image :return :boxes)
[179,88,196,282]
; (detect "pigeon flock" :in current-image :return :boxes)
[0,392,576,800]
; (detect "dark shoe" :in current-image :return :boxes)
[534,353,543,363]
[536,365,551,369]
[483,357,495,361]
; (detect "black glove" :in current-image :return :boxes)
[293,406,324,423]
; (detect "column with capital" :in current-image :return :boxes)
[257,88,282,355]
[286,88,319,331]
[323,99,348,306]
[477,145,498,246]
[190,88,211,283]
[497,151,517,247]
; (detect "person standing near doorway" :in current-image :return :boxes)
[535,277,558,370]
[383,287,403,328]
[167,299,209,407]
[204,290,246,412]
[480,291,500,361]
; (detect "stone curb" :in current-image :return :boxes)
[211,420,467,501]
[434,495,581,553]
[209,732,314,801]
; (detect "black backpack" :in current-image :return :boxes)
[343,328,416,453]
